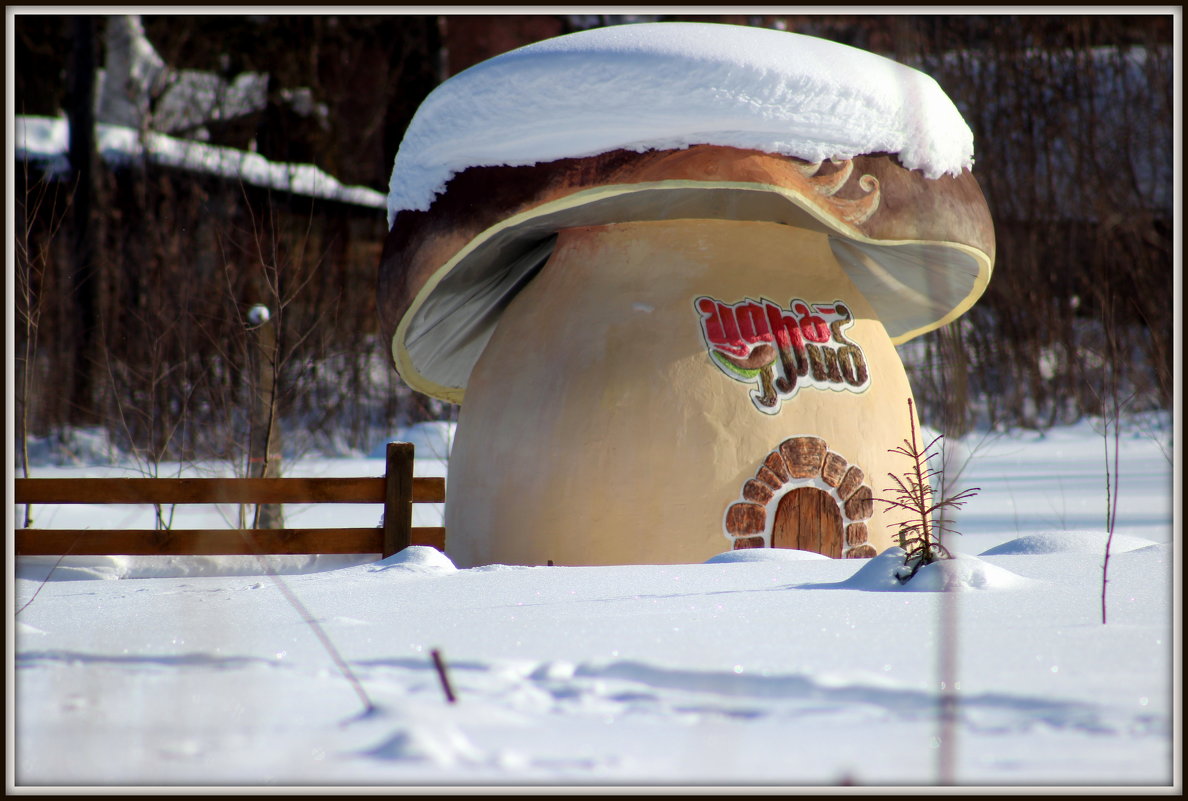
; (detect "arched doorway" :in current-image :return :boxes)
[725,436,875,557]
[771,487,843,557]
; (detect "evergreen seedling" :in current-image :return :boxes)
[880,399,980,582]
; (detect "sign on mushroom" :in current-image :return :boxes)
[695,295,872,413]
[378,22,995,567]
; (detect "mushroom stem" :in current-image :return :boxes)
[443,218,921,567]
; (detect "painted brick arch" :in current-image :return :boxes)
[724,436,877,558]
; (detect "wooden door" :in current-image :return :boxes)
[772,487,843,558]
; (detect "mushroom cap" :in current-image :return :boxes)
[379,23,995,404]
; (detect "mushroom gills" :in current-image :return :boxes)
[828,237,988,343]
[403,236,557,394]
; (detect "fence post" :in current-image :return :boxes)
[382,442,414,557]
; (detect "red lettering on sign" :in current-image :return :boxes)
[717,301,745,355]
[736,302,773,346]
[792,301,831,343]
[698,297,746,356]
[764,301,808,392]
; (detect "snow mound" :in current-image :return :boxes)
[816,547,1029,592]
[706,548,831,564]
[902,553,1031,592]
[388,21,975,222]
[827,548,912,591]
[980,530,1157,556]
[367,546,457,574]
[362,724,484,766]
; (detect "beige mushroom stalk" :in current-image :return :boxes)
[378,24,995,567]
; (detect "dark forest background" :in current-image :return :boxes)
[12,13,1176,472]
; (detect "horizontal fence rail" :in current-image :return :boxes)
[14,442,445,558]
[15,477,444,505]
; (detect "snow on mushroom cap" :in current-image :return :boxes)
[386,22,975,226]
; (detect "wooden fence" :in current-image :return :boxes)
[14,442,445,559]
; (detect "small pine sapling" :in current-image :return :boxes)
[879,398,980,583]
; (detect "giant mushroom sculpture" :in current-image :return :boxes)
[378,23,994,567]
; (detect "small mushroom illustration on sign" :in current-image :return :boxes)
[378,23,994,567]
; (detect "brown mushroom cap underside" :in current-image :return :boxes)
[378,145,995,402]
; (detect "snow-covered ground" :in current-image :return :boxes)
[9,416,1179,789]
